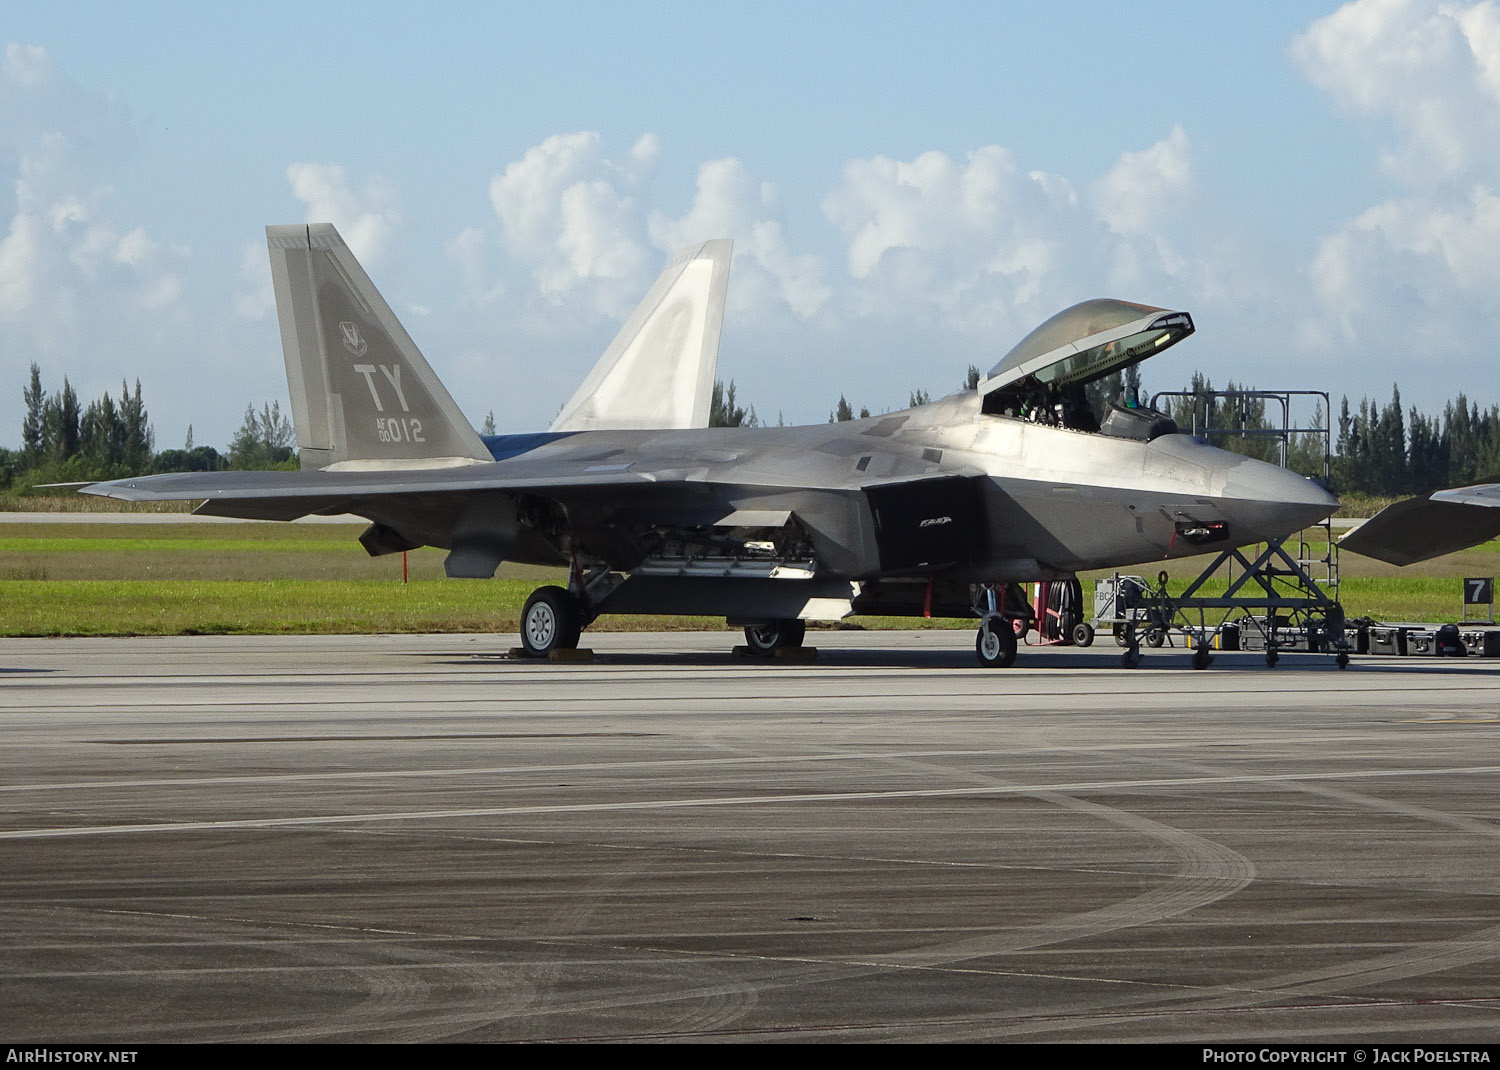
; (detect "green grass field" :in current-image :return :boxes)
[1,518,1496,636]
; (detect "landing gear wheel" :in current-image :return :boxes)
[520,586,582,658]
[743,619,806,656]
[1072,622,1096,648]
[976,617,1018,668]
[1192,644,1213,670]
[1145,628,1166,648]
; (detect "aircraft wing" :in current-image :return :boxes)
[80,462,675,522]
[1339,482,1500,566]
[81,458,989,581]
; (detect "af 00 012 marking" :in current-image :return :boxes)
[377,417,424,444]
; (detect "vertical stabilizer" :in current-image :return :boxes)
[549,239,732,432]
[267,223,491,470]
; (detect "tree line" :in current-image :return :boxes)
[0,364,298,490]
[1333,386,1500,497]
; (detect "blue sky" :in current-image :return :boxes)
[3,1,1498,448]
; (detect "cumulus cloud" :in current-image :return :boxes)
[0,211,41,319]
[479,132,828,328]
[0,43,184,344]
[1293,0,1500,184]
[823,144,1080,334]
[286,162,400,264]
[233,239,273,319]
[1305,186,1500,353]
[1293,1,1500,368]
[487,131,655,312]
[820,131,1205,340]
[459,128,1229,421]
[3,43,49,87]
[445,225,505,306]
[649,157,829,319]
[1093,124,1194,236]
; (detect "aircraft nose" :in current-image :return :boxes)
[1220,456,1338,540]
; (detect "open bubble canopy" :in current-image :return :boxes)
[981,298,1195,396]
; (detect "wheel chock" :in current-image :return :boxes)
[773,646,818,660]
[731,645,818,660]
[548,648,594,662]
[506,647,594,661]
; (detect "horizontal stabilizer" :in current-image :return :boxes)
[1340,483,1500,565]
[550,240,731,432]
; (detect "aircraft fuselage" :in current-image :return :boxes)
[406,390,1338,596]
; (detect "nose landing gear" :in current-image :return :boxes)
[976,616,1018,668]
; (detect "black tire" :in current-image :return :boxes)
[743,619,806,656]
[975,618,1018,668]
[1113,623,1130,648]
[520,586,582,657]
[1072,622,1095,648]
[1145,628,1166,648]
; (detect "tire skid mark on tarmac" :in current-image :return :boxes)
[3,904,548,1043]
[253,951,538,1044]
[463,750,1263,1037]
[1189,772,1500,1012]
[968,752,1500,1040]
[857,754,1254,968]
[967,748,1500,1039]
[312,840,761,1042]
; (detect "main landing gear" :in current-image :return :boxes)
[519,585,583,658]
[742,618,806,657]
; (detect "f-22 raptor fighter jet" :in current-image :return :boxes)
[85,224,1338,666]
